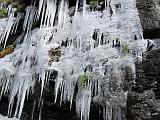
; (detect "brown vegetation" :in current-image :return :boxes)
[0,46,14,58]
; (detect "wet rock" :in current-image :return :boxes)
[48,47,61,63]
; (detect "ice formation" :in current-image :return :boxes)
[38,0,57,27]
[0,114,19,120]
[23,6,39,33]
[0,0,149,120]
[0,5,24,49]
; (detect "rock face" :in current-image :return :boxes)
[131,3,160,119]
[127,49,160,120]
[136,0,160,38]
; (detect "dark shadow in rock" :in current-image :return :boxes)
[143,29,160,39]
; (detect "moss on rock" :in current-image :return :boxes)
[122,43,129,55]
[79,73,92,88]
[0,8,7,18]
[0,0,10,3]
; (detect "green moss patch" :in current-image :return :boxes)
[0,0,10,4]
[122,43,129,55]
[0,8,7,18]
[89,0,99,6]
[79,73,92,88]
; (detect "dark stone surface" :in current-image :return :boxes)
[136,0,160,39]
[127,49,160,120]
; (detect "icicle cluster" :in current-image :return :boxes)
[0,5,24,49]
[23,6,39,33]
[0,0,149,120]
[47,0,147,119]
[39,0,58,27]
[0,28,55,118]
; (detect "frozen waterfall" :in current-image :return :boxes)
[0,0,148,120]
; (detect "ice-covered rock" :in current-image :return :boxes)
[0,0,149,120]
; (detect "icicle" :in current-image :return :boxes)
[7,4,12,17]
[17,79,29,119]
[23,6,39,33]
[75,0,79,16]
[83,0,86,18]
[105,0,107,9]
[0,8,16,48]
[54,77,63,103]
[58,0,65,28]
[39,99,43,120]
[40,2,45,28]
[8,101,14,117]
[12,13,24,34]
[31,100,36,120]
[76,82,92,120]
[63,1,69,28]
[38,70,45,108]
[43,4,49,27]
[50,0,57,27]
[0,79,9,100]
[39,0,57,28]
[60,82,64,106]
[38,0,44,15]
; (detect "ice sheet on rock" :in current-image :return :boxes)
[0,114,19,120]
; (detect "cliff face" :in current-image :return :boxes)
[136,0,160,38]
[127,49,160,120]
[127,1,160,120]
